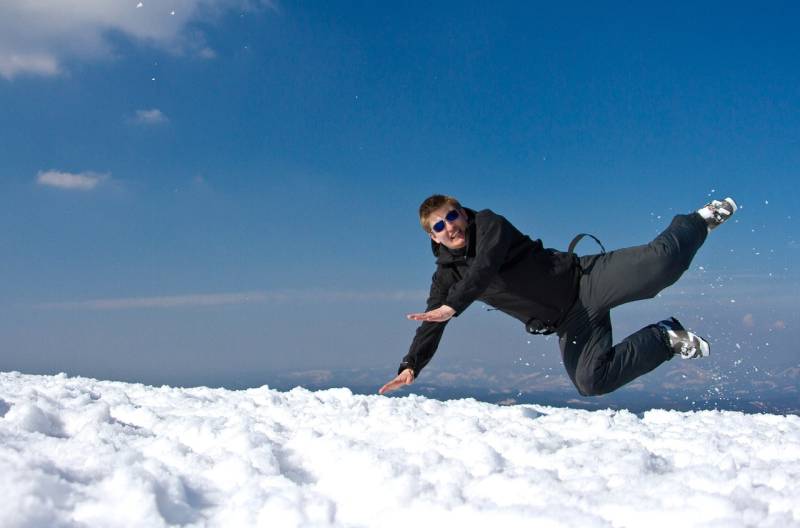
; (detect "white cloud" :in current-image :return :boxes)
[198,47,218,60]
[0,53,60,79]
[132,108,168,125]
[0,1,274,80]
[36,170,108,191]
[38,289,427,310]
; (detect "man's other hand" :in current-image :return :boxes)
[406,305,456,323]
[378,368,414,395]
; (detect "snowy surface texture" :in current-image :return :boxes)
[1,372,799,528]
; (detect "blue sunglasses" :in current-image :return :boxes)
[431,209,460,233]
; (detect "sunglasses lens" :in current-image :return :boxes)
[431,210,459,233]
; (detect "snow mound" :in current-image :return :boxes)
[1,371,799,527]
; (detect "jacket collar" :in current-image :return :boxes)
[431,208,477,265]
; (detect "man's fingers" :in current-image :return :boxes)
[379,381,399,395]
[407,306,454,323]
[407,313,443,322]
[379,371,414,395]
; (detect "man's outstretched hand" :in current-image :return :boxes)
[406,305,456,323]
[379,368,414,395]
[381,306,453,395]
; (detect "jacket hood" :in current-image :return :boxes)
[431,207,477,265]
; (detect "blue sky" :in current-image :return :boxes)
[1,1,797,394]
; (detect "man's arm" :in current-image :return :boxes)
[379,269,454,394]
[445,210,515,314]
[397,317,450,375]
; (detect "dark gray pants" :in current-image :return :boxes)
[557,212,708,396]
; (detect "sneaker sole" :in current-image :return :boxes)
[723,197,738,214]
[689,332,711,358]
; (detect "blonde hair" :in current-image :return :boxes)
[418,194,462,232]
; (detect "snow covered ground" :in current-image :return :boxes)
[1,372,799,528]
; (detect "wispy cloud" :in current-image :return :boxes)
[198,47,217,60]
[0,1,275,80]
[37,289,427,310]
[131,108,168,125]
[0,53,60,79]
[36,170,108,191]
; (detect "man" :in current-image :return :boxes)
[379,194,737,397]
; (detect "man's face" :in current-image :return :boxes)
[427,205,468,249]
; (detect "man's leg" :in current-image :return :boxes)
[558,211,712,396]
[579,212,708,313]
[559,299,673,396]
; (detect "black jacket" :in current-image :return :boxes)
[398,208,581,377]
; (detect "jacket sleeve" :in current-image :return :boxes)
[444,211,514,314]
[397,269,454,377]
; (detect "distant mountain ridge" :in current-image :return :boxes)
[266,360,800,415]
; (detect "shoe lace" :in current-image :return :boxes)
[710,202,731,224]
[679,341,698,358]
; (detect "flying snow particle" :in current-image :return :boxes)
[136,2,143,7]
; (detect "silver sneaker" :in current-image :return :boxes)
[699,197,737,231]
[658,317,710,359]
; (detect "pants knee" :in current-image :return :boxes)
[652,236,690,264]
[652,215,705,271]
[647,240,692,287]
[574,369,610,397]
